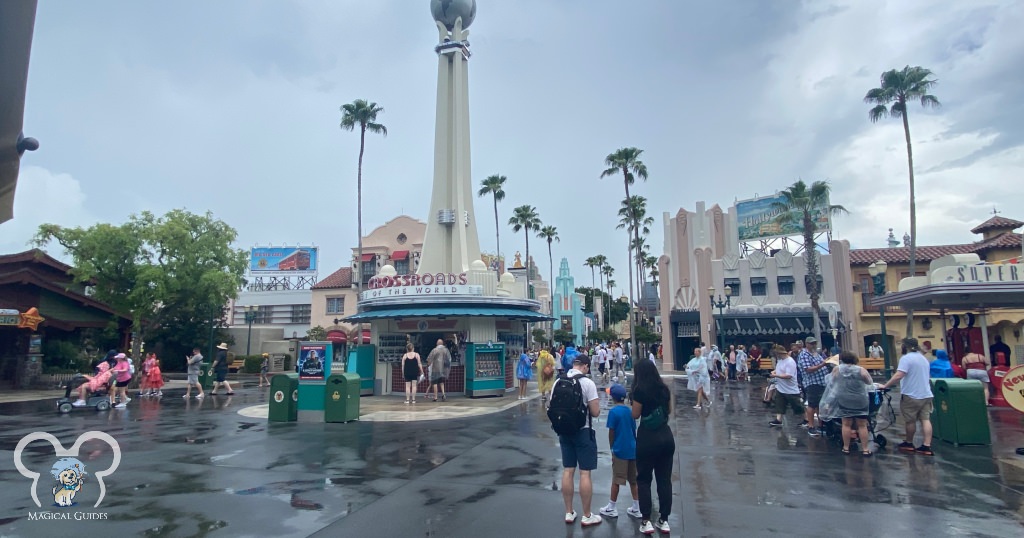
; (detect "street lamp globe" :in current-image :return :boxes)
[875,260,887,274]
[708,286,716,300]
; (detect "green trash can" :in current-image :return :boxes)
[197,362,214,390]
[324,372,360,423]
[268,373,299,422]
[931,378,991,446]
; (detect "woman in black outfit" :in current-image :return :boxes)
[401,343,424,404]
[631,358,675,535]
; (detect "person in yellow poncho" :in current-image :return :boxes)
[537,347,556,400]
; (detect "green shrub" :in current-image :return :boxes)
[243,355,263,374]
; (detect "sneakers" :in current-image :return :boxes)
[898,441,916,453]
[195,393,205,399]
[72,400,86,407]
[114,403,126,409]
[798,420,810,429]
[580,513,602,527]
[123,397,132,404]
[807,428,821,438]
[655,519,671,534]
[639,520,655,534]
[183,394,190,398]
[915,445,934,456]
[564,511,577,524]
[768,420,783,427]
[626,506,642,518]
[599,505,618,518]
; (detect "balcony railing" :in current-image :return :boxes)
[860,293,904,313]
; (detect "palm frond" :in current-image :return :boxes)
[867,104,888,123]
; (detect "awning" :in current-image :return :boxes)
[345,306,554,322]
[360,254,375,262]
[871,281,1024,310]
[361,328,371,343]
[716,314,844,336]
[391,250,409,261]
[326,330,347,343]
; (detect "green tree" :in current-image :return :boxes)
[593,254,608,326]
[508,205,542,297]
[553,329,575,346]
[477,174,507,268]
[306,325,327,341]
[584,257,599,294]
[537,225,560,342]
[771,180,849,342]
[602,148,648,359]
[531,328,549,346]
[619,195,655,292]
[340,99,387,291]
[34,210,248,369]
[864,66,940,338]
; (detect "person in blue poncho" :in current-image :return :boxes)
[516,351,534,400]
[929,349,955,379]
[562,345,579,373]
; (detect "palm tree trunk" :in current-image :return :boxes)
[548,240,554,343]
[598,271,605,330]
[626,237,636,364]
[357,125,365,295]
[902,107,916,338]
[524,230,531,299]
[493,197,500,272]
[805,221,822,343]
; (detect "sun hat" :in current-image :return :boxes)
[216,343,229,350]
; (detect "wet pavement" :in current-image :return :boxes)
[0,377,1022,537]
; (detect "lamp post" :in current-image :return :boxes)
[868,260,890,377]
[244,305,260,356]
[709,286,732,354]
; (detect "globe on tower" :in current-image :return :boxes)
[430,0,477,31]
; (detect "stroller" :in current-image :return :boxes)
[762,377,777,406]
[821,387,895,451]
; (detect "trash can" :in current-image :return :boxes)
[930,378,991,446]
[268,373,299,422]
[197,362,214,390]
[324,372,361,423]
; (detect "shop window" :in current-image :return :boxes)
[394,259,410,275]
[750,277,767,297]
[777,276,795,296]
[361,260,376,284]
[326,297,345,315]
[724,278,741,297]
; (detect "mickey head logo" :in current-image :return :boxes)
[14,431,120,508]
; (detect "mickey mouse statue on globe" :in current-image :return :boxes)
[430,0,476,31]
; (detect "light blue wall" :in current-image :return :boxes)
[552,258,585,346]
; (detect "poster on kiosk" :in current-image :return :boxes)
[296,341,332,422]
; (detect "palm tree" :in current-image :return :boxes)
[618,195,655,303]
[602,148,649,356]
[864,66,940,338]
[477,175,507,270]
[340,99,387,292]
[537,225,560,341]
[508,205,542,298]
[593,254,608,327]
[644,254,659,286]
[771,179,849,342]
[602,264,615,329]
[584,256,599,292]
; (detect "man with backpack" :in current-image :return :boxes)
[547,354,602,527]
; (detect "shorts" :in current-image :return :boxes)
[431,376,447,385]
[404,374,418,382]
[598,363,606,374]
[774,392,805,415]
[841,414,870,421]
[115,377,132,387]
[611,455,637,485]
[966,369,990,383]
[215,370,227,383]
[559,428,598,471]
[187,374,199,385]
[804,384,826,408]
[900,396,933,423]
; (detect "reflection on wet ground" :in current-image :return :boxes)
[0,379,1021,537]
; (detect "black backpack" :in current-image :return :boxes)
[547,373,589,436]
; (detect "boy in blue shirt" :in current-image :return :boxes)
[599,384,641,518]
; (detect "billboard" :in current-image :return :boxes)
[250,247,318,273]
[736,193,832,241]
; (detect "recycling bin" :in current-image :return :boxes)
[930,378,991,446]
[268,373,299,422]
[324,372,361,423]
[197,362,214,390]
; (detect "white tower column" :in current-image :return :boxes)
[419,16,481,275]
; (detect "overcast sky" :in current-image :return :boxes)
[4,0,1023,295]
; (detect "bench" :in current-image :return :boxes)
[229,359,246,373]
[859,357,885,375]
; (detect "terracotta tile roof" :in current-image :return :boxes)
[850,233,1023,265]
[971,215,1023,234]
[972,232,1022,252]
[312,267,352,289]
[850,244,975,265]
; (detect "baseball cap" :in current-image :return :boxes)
[805,337,817,344]
[609,383,627,401]
[572,354,591,367]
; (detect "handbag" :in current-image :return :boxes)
[640,404,668,430]
[542,364,553,376]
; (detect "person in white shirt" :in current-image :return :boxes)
[768,345,804,426]
[868,341,883,360]
[596,346,609,384]
[880,337,935,456]
[549,355,603,527]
